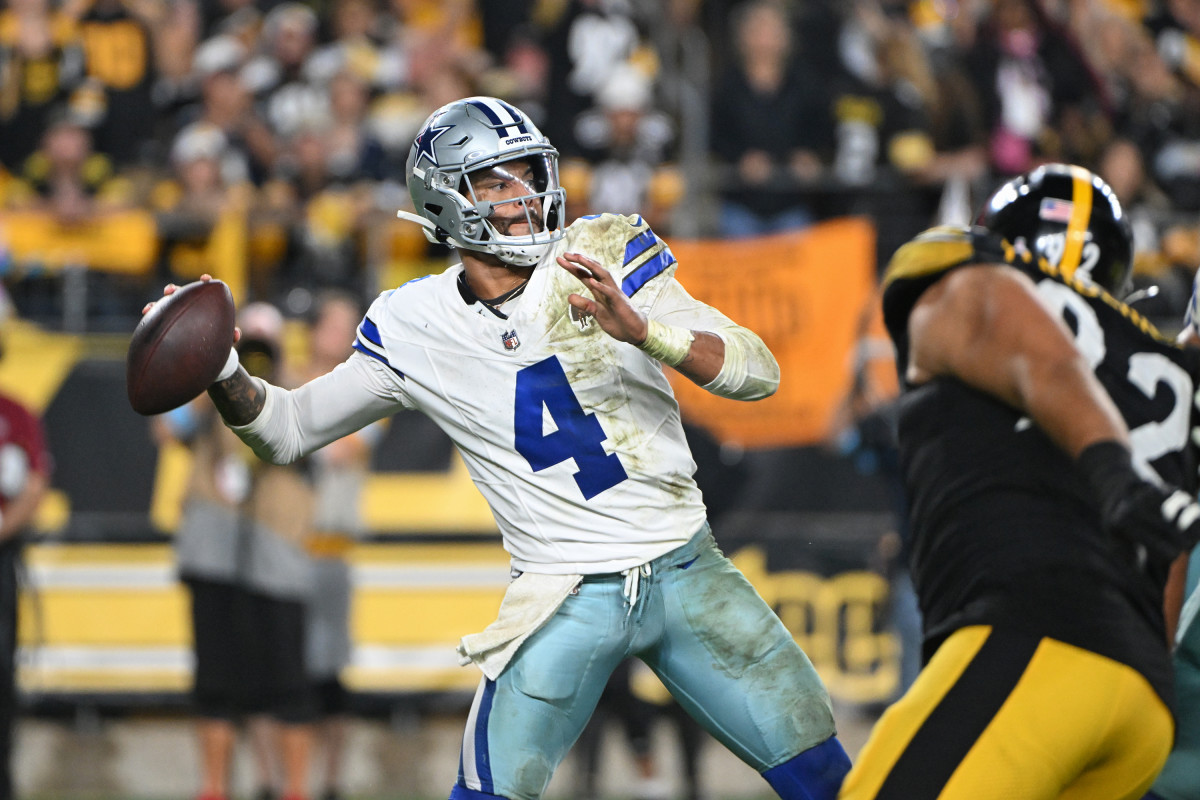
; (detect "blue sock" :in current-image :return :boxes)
[762,736,852,800]
[449,786,506,800]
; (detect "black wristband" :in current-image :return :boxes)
[1076,440,1141,507]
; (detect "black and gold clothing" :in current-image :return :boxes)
[841,625,1173,800]
[839,225,1200,800]
[0,11,84,169]
[76,2,155,164]
[18,146,115,200]
[884,224,1200,705]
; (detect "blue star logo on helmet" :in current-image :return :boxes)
[413,123,452,169]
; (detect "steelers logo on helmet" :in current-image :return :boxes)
[977,164,1133,297]
[398,97,566,267]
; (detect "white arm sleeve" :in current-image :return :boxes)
[647,278,781,401]
[229,352,407,464]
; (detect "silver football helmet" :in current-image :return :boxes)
[397,97,566,266]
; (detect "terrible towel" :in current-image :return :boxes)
[456,571,583,680]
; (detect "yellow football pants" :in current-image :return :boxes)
[840,625,1173,800]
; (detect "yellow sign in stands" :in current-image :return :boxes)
[0,210,158,275]
[17,541,897,704]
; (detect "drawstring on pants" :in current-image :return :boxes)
[622,562,652,615]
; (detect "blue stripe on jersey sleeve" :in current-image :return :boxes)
[352,341,405,378]
[623,230,659,266]
[621,247,677,297]
[358,316,384,347]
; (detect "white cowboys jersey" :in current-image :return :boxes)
[353,213,708,573]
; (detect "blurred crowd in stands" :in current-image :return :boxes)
[1,0,1200,330]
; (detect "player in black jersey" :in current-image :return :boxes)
[839,164,1200,800]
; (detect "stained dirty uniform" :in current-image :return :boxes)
[840,225,1200,800]
[353,213,714,574]
[229,213,841,800]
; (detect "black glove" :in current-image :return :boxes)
[1077,440,1200,565]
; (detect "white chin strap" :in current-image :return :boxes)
[396,209,557,266]
[396,209,438,234]
[486,243,547,267]
[482,224,557,266]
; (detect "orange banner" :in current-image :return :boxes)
[668,218,884,448]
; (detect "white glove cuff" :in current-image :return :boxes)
[637,319,694,367]
[215,347,240,383]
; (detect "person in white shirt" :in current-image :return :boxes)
[159,96,849,800]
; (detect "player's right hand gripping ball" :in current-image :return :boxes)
[126,280,236,416]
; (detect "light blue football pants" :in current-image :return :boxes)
[453,526,838,800]
[1149,544,1200,800]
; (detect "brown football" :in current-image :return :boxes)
[126,280,236,416]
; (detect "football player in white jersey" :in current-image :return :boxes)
[159,96,850,800]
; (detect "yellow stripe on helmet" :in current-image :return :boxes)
[1060,166,1093,279]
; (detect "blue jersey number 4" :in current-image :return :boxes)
[514,356,628,499]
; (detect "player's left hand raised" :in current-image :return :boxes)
[558,252,649,345]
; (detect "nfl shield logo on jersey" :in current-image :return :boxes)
[501,330,520,351]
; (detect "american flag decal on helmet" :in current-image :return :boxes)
[1039,197,1075,223]
[501,330,521,350]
